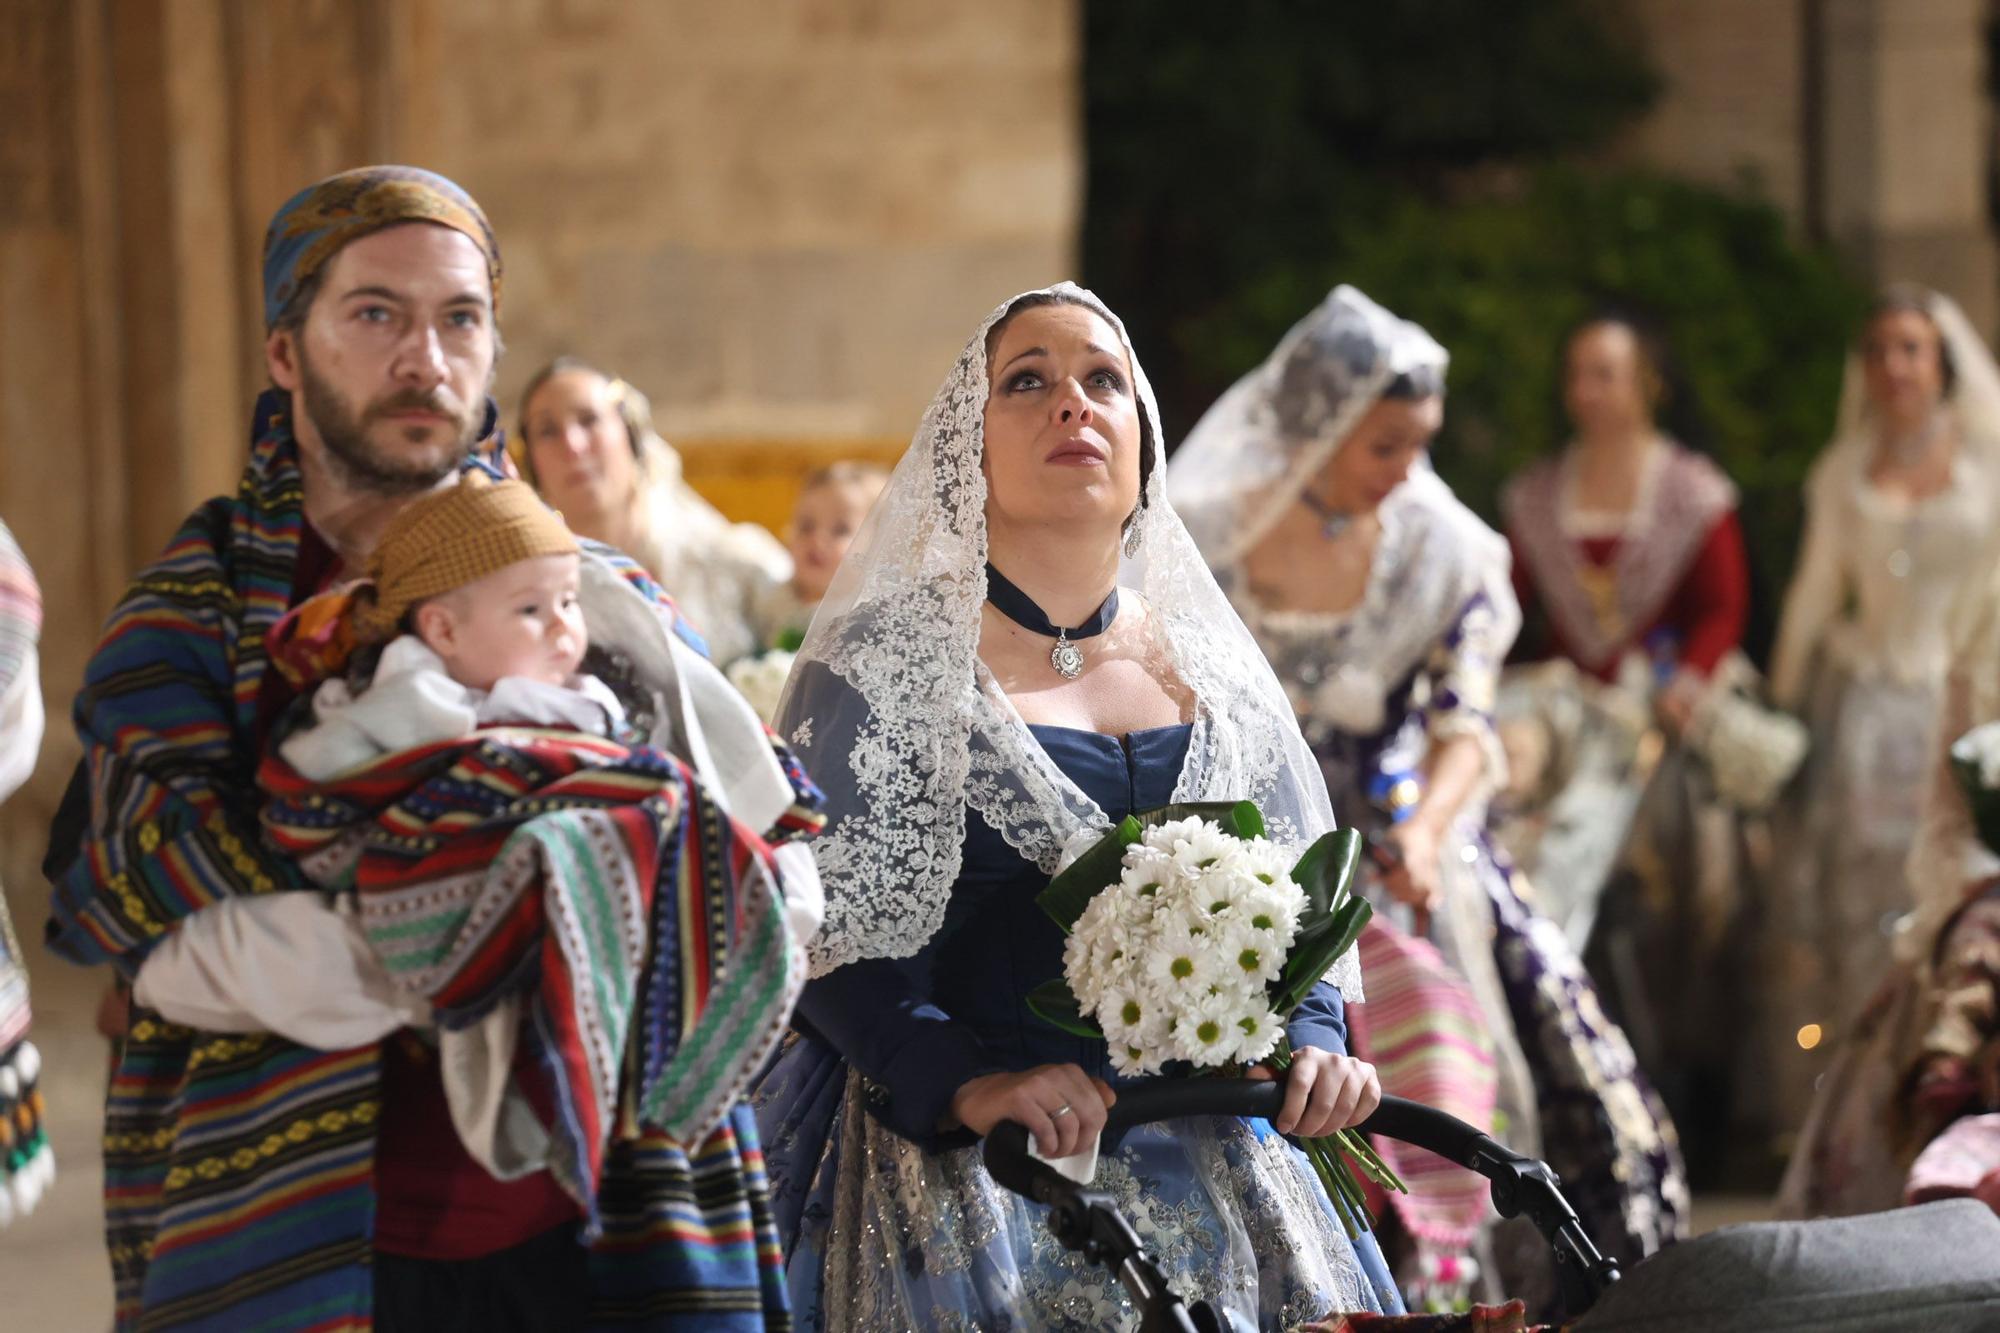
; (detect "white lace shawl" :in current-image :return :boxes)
[1224,472,1519,788]
[1502,442,1737,675]
[776,282,1359,999]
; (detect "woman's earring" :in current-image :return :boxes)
[1123,519,1144,558]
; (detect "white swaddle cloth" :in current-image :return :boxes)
[279,634,628,781]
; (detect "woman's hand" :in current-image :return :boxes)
[1248,1047,1382,1138]
[1381,818,1442,919]
[1655,670,1705,737]
[949,1063,1116,1159]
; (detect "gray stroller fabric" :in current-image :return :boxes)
[1574,1200,2000,1331]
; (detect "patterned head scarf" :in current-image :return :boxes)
[261,165,500,329]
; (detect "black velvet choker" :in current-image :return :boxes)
[984,563,1119,679]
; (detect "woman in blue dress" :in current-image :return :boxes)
[754,284,1403,1328]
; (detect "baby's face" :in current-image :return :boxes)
[789,483,873,605]
[419,553,587,692]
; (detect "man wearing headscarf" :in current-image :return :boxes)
[43,167,821,1331]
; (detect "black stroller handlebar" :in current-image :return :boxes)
[983,1078,1622,1321]
[1105,1078,1488,1159]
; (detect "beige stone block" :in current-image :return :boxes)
[534,243,735,410]
[1873,49,1988,228]
[724,240,1076,434]
[1614,0,1806,218]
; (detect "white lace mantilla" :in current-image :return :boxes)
[778,283,1360,1000]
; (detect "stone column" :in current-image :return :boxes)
[1815,0,1999,331]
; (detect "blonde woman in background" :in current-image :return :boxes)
[1780,532,2000,1219]
[517,357,789,664]
[1762,286,2000,1138]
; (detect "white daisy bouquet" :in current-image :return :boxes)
[1028,800,1403,1236]
[1949,721,2000,854]
[724,648,797,725]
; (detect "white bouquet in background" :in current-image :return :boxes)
[725,649,796,725]
[1030,800,1401,1237]
[1950,721,2000,854]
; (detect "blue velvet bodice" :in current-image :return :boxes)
[795,721,1350,1147]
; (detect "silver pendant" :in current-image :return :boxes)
[1051,631,1085,679]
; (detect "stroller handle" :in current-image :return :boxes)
[1102,1080,1489,1165]
[985,1077,1622,1315]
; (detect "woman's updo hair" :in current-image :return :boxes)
[984,291,1157,510]
[1865,284,1956,396]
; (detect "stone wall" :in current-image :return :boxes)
[0,0,1080,900]
[393,2,1080,439]
[1611,0,1809,218]
[1617,0,1999,332]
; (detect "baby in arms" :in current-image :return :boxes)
[135,472,820,1202]
[279,471,625,778]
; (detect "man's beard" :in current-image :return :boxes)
[299,351,485,496]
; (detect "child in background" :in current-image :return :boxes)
[731,462,888,720]
[751,462,888,653]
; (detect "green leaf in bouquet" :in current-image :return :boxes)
[1230,800,1265,840]
[1130,800,1266,839]
[1036,815,1144,932]
[1026,977,1104,1038]
[1270,896,1374,1017]
[1289,828,1363,920]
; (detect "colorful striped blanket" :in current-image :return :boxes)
[260,727,805,1230]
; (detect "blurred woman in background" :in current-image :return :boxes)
[1761,288,2000,1135]
[516,357,789,664]
[1498,310,1766,1178]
